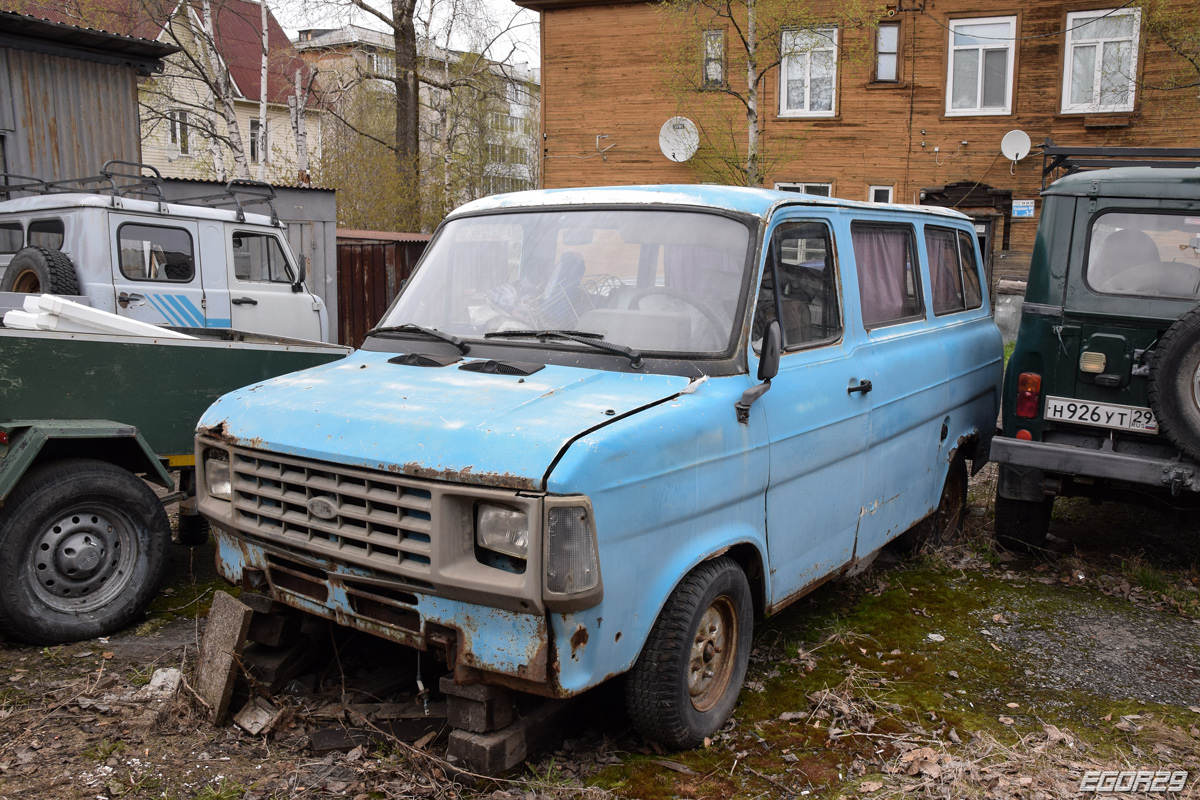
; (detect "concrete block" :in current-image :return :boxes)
[196,591,253,723]
[446,697,574,776]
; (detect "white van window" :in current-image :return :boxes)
[28,219,63,250]
[233,232,294,283]
[0,222,21,253]
[118,223,195,282]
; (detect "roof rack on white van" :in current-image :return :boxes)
[0,160,281,225]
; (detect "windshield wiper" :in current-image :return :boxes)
[484,329,642,368]
[369,323,469,354]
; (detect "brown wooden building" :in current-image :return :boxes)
[513,0,1200,282]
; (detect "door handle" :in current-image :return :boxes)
[847,379,873,395]
[231,297,259,306]
[117,291,145,307]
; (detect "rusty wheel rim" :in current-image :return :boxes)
[937,469,966,543]
[11,269,41,293]
[688,596,737,713]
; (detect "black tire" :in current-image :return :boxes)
[1148,305,1200,463]
[897,457,968,552]
[625,557,752,749]
[176,512,210,546]
[0,246,80,294]
[994,493,1054,552]
[0,459,171,644]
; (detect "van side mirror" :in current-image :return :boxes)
[757,319,781,381]
[293,253,307,292]
[736,320,779,423]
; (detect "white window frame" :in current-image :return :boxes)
[168,109,189,156]
[249,119,267,165]
[869,185,893,203]
[1061,8,1141,114]
[945,16,1016,117]
[875,21,900,82]
[774,182,833,197]
[779,26,838,118]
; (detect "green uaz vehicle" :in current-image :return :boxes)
[994,155,1200,549]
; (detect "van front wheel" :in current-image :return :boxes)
[625,557,752,749]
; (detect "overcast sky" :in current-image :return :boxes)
[274,0,541,68]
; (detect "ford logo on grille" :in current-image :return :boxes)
[307,497,338,520]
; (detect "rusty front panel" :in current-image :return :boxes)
[336,240,427,347]
[211,526,559,695]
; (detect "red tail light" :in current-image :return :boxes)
[1015,372,1041,419]
[1016,429,1033,440]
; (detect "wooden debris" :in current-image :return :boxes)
[195,591,253,723]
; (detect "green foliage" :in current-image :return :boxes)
[1138,0,1200,92]
[84,738,125,762]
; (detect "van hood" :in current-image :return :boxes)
[198,350,693,490]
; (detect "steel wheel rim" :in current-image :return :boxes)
[30,505,139,613]
[12,269,41,293]
[688,596,737,713]
[1190,355,1200,413]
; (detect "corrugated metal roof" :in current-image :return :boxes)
[1,0,317,106]
[165,175,336,192]
[0,9,180,61]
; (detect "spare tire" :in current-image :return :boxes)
[1148,305,1200,463]
[0,246,80,294]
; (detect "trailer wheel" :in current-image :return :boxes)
[0,246,81,295]
[625,557,752,749]
[0,459,171,644]
[1148,305,1200,463]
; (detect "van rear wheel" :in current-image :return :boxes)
[898,456,968,552]
[625,557,752,749]
[994,493,1053,552]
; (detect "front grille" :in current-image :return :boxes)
[230,448,435,579]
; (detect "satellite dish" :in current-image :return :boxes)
[659,117,699,163]
[1001,129,1032,161]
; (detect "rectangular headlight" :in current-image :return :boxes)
[545,505,599,595]
[476,503,529,558]
[204,451,232,500]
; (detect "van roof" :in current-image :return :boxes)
[451,184,971,221]
[1044,166,1200,199]
[0,192,278,227]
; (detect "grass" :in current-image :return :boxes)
[84,738,125,762]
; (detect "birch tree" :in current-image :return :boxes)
[257,0,270,180]
[658,0,877,186]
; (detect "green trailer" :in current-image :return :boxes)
[0,325,349,643]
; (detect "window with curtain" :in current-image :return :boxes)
[852,222,922,328]
[779,27,838,117]
[1061,8,1140,113]
[946,16,1015,115]
[926,226,985,314]
[876,22,899,82]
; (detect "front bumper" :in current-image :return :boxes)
[992,436,1200,495]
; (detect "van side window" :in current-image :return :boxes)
[28,219,64,250]
[0,222,21,253]
[117,224,195,281]
[233,232,294,283]
[957,230,983,308]
[852,222,922,327]
[754,221,841,351]
[925,226,983,314]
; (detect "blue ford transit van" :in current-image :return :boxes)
[196,186,1002,749]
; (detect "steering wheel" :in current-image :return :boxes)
[628,287,727,350]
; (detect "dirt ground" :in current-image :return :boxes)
[1,467,1198,800]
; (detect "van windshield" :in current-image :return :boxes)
[1086,211,1200,300]
[378,209,753,356]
